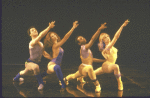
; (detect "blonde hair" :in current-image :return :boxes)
[98,33,110,51]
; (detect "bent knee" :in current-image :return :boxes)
[114,64,120,70]
[87,66,94,71]
[20,70,25,75]
[71,74,76,79]
[33,65,40,72]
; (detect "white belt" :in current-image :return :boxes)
[82,63,92,66]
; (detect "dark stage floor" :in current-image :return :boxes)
[2,64,150,97]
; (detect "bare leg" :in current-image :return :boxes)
[102,62,123,90]
[19,68,30,76]
[113,64,123,90]
[82,65,101,92]
[66,71,82,81]
[77,76,86,83]
[26,62,44,90]
[94,67,104,75]
[47,62,55,74]
[14,62,44,90]
[47,62,66,89]
[13,63,32,81]
[82,65,96,80]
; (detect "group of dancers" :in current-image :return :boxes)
[13,19,129,93]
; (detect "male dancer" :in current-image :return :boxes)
[13,21,55,90]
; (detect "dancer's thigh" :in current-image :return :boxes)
[74,70,82,78]
[20,63,35,76]
[94,67,104,75]
[25,62,39,71]
[82,65,93,77]
[102,62,115,73]
[47,62,56,74]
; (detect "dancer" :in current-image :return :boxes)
[94,19,129,90]
[63,22,107,92]
[41,21,79,91]
[13,21,55,90]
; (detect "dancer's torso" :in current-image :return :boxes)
[29,41,43,63]
[80,45,93,65]
[103,46,118,64]
[51,47,64,65]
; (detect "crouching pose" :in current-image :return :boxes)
[13,21,55,90]
[63,22,107,92]
[40,21,79,91]
[94,19,129,90]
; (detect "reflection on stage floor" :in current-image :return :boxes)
[2,64,150,97]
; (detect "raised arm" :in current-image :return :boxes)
[31,21,55,46]
[54,21,78,48]
[85,23,107,49]
[104,19,129,50]
[43,51,53,60]
[93,58,106,63]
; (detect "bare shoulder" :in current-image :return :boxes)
[39,41,43,46]
[29,41,33,48]
[113,46,118,52]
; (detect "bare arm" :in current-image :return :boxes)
[43,51,53,60]
[104,19,129,51]
[30,21,55,46]
[93,58,106,63]
[85,23,107,49]
[101,50,107,59]
[54,21,78,48]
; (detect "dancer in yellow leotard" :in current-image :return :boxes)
[94,19,129,90]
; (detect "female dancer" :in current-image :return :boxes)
[13,21,55,90]
[63,22,107,92]
[94,19,129,90]
[41,21,79,90]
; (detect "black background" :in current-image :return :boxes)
[2,0,150,69]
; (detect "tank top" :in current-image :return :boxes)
[29,41,43,63]
[80,45,93,65]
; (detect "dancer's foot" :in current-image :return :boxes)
[95,85,101,93]
[118,81,123,90]
[64,77,69,85]
[13,77,24,82]
[59,78,69,85]
[59,80,62,85]
[38,84,44,90]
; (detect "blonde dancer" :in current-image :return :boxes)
[94,19,129,90]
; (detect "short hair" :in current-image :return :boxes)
[27,26,36,37]
[75,36,80,44]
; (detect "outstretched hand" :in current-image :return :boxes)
[73,21,79,28]
[122,19,129,27]
[49,21,55,28]
[99,22,107,30]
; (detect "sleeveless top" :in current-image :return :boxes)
[29,41,43,63]
[80,45,93,65]
[51,47,64,65]
[103,46,118,64]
